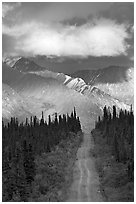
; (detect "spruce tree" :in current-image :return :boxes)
[113,105,116,120]
[74,107,77,119]
[40,111,44,126]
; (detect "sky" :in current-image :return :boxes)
[2,2,134,72]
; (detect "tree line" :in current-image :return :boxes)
[95,105,134,182]
[2,108,81,201]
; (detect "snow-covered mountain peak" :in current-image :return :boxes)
[2,59,132,123]
[3,56,22,67]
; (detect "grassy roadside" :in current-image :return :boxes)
[90,129,134,202]
[28,131,83,201]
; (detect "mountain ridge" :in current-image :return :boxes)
[2,58,132,123]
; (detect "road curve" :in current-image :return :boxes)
[66,125,103,202]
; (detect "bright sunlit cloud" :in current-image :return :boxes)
[3,18,131,58]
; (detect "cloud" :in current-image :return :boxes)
[3,18,131,57]
[2,3,21,18]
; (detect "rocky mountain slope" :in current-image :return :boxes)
[3,57,132,124]
[2,63,100,128]
[2,83,32,122]
[72,66,134,105]
[36,71,130,108]
[3,57,46,72]
[3,56,22,67]
[72,66,129,84]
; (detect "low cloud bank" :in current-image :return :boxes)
[3,18,131,57]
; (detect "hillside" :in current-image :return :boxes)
[2,83,32,122]
[72,66,134,105]
[2,63,100,129]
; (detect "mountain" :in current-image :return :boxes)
[28,55,133,75]
[3,56,22,67]
[13,57,47,72]
[4,57,133,101]
[29,55,86,74]
[2,63,101,129]
[6,57,132,107]
[3,57,46,72]
[72,66,129,84]
[33,70,130,111]
[2,59,132,128]
[89,87,130,111]
[72,66,134,105]
[2,83,32,122]
[4,55,77,74]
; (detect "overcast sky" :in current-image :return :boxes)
[2,2,134,71]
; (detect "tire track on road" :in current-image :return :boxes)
[66,129,103,202]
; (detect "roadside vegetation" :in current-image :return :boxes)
[91,105,134,202]
[2,108,82,201]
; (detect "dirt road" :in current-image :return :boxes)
[66,123,103,202]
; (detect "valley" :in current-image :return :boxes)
[2,57,134,202]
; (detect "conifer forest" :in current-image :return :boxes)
[2,108,81,201]
[92,105,134,201]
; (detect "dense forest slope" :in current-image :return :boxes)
[91,106,134,201]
